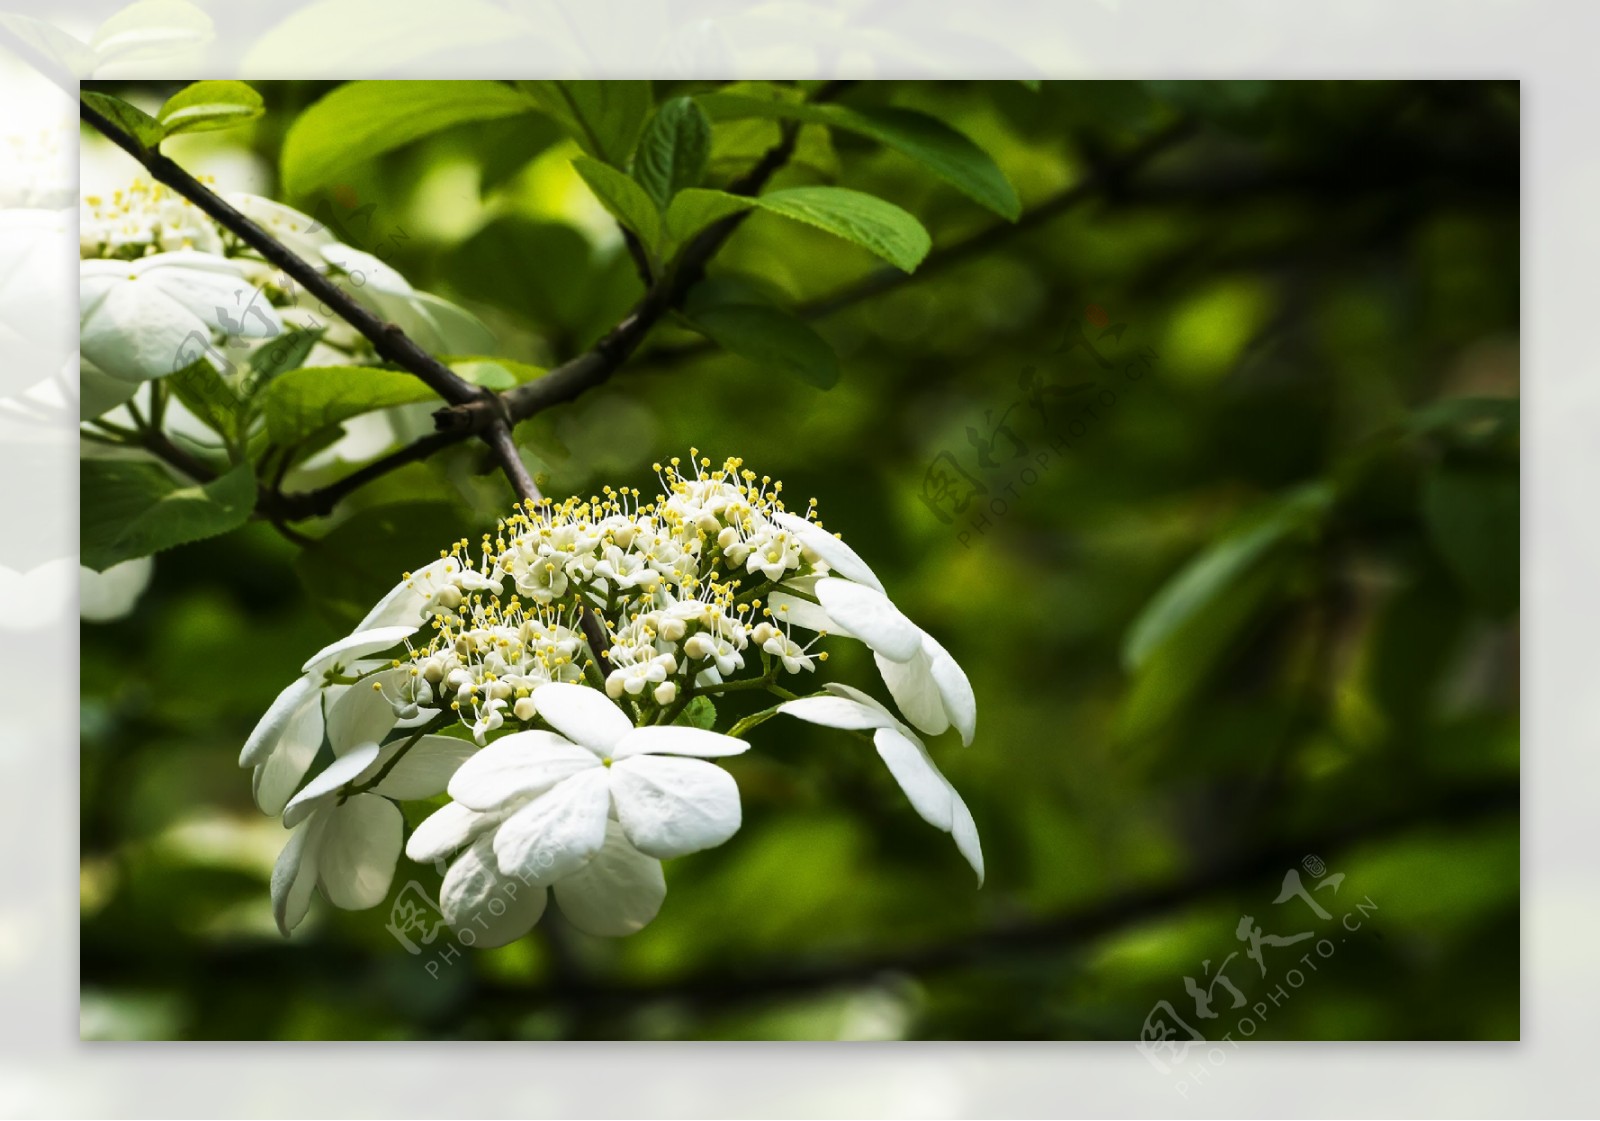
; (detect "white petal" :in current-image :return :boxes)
[771,511,884,592]
[552,821,666,937]
[440,834,547,947]
[530,682,632,754]
[270,814,326,936]
[322,243,414,297]
[369,735,477,800]
[779,686,899,732]
[301,625,416,675]
[354,556,458,633]
[143,254,283,339]
[79,276,207,382]
[613,726,749,759]
[814,578,921,662]
[282,742,380,827]
[949,788,984,886]
[923,632,976,747]
[875,647,950,738]
[324,678,398,755]
[492,768,611,883]
[447,731,599,811]
[409,289,496,354]
[406,801,495,865]
[317,794,403,911]
[609,754,741,859]
[250,686,324,815]
[226,193,334,258]
[767,591,843,635]
[872,726,954,831]
[239,673,317,768]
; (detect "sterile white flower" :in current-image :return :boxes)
[779,683,983,884]
[445,682,748,882]
[240,556,461,814]
[271,679,470,934]
[79,250,282,382]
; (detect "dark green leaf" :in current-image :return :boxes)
[698,94,1021,220]
[520,80,652,167]
[156,80,264,137]
[248,328,324,387]
[281,81,534,196]
[1422,463,1519,616]
[633,97,711,209]
[572,156,662,250]
[81,460,257,571]
[81,91,164,150]
[684,304,839,390]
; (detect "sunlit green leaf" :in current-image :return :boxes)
[572,156,661,250]
[156,80,264,137]
[281,80,534,196]
[520,80,652,167]
[754,186,931,273]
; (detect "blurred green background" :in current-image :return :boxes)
[79,80,1519,1041]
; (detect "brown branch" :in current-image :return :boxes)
[79,97,488,410]
[80,779,1516,1028]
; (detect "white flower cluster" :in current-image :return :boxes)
[79,178,491,393]
[244,455,981,945]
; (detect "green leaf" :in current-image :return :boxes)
[1422,463,1519,617]
[698,94,1021,220]
[664,188,755,245]
[81,460,257,572]
[281,81,534,197]
[156,80,264,137]
[245,327,325,391]
[166,359,246,447]
[676,696,717,730]
[81,91,164,150]
[754,186,931,273]
[633,97,711,209]
[684,304,840,390]
[571,156,661,250]
[255,360,532,447]
[1123,483,1334,671]
[520,80,652,166]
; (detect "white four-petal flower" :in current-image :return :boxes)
[79,250,283,382]
[240,556,460,813]
[446,682,749,883]
[271,679,468,935]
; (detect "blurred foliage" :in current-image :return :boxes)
[80,79,1518,1041]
